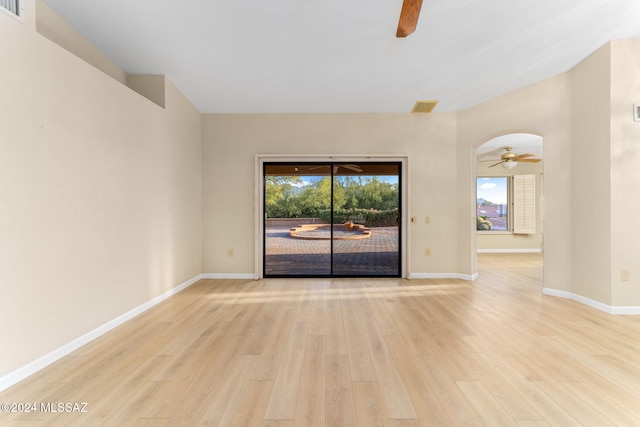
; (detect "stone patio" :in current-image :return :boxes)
[265,226,399,276]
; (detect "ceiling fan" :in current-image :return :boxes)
[335,164,363,173]
[397,0,423,37]
[483,147,541,169]
[309,164,364,173]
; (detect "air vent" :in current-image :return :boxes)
[1,0,21,17]
[411,100,439,113]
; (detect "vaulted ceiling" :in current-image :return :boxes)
[42,0,640,113]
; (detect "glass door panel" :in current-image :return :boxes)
[264,163,332,276]
[332,163,400,276]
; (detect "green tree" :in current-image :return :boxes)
[265,176,302,217]
[341,176,398,210]
[265,174,398,220]
[339,176,361,210]
[299,177,345,214]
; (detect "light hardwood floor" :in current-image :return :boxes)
[2,253,640,426]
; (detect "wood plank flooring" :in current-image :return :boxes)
[2,253,640,426]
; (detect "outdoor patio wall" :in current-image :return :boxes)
[202,113,458,277]
[0,2,203,379]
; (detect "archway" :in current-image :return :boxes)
[474,133,544,282]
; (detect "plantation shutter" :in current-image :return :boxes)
[0,0,19,16]
[512,174,536,234]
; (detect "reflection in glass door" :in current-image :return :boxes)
[263,162,400,277]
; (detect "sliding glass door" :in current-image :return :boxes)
[264,164,332,276]
[264,162,401,277]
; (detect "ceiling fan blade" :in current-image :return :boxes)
[515,153,534,160]
[517,158,542,163]
[309,164,365,173]
[342,164,363,172]
[396,0,423,38]
[488,160,505,168]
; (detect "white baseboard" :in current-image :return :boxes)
[203,272,482,281]
[409,272,479,281]
[201,273,256,280]
[477,248,543,253]
[611,306,640,315]
[0,274,204,393]
[543,288,640,315]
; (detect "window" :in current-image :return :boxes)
[477,175,536,234]
[477,177,509,231]
[1,0,22,18]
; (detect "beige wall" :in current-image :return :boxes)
[569,44,613,304]
[563,40,640,307]
[610,40,640,306]
[457,74,574,290]
[202,113,459,277]
[0,5,202,377]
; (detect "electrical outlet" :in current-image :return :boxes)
[621,269,631,281]
[227,248,235,257]
[425,248,431,257]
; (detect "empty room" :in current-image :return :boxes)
[2,0,640,425]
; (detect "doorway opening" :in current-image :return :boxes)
[475,133,544,284]
[263,161,401,277]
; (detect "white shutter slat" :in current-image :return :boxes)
[513,174,536,234]
[0,0,18,15]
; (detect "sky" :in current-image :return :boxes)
[477,177,508,204]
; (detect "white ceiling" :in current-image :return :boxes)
[42,0,640,114]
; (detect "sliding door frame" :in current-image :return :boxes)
[255,155,410,279]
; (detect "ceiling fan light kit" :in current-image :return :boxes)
[485,147,541,169]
